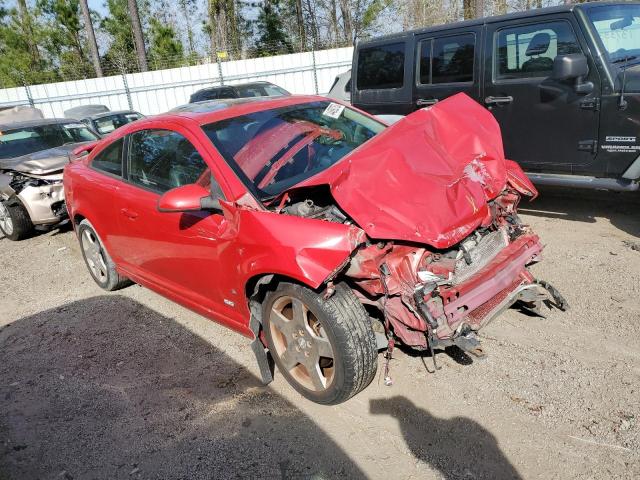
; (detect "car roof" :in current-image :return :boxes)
[146,95,330,128]
[193,81,280,94]
[357,1,634,45]
[0,118,74,131]
[88,110,141,120]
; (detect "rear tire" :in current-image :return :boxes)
[0,201,34,241]
[263,282,377,405]
[77,219,131,291]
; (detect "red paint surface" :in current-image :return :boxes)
[64,94,545,345]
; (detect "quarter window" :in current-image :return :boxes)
[419,34,475,84]
[127,129,208,194]
[495,21,582,80]
[92,138,123,177]
[357,43,405,90]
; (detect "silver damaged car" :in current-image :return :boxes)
[0,118,99,240]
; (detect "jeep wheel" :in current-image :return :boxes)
[263,282,377,405]
[0,201,33,241]
[77,219,131,291]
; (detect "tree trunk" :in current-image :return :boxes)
[295,0,307,49]
[463,0,473,20]
[79,0,103,77]
[16,0,40,64]
[497,0,507,15]
[338,0,353,43]
[127,0,148,71]
[475,0,484,19]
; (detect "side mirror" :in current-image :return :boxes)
[157,184,222,213]
[552,54,588,80]
[551,53,593,94]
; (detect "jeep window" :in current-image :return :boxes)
[92,138,123,177]
[419,34,475,85]
[357,43,405,90]
[586,4,640,65]
[203,101,385,200]
[495,22,581,80]
[0,123,98,159]
[128,130,208,194]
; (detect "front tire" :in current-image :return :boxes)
[263,282,377,405]
[77,219,131,291]
[0,201,34,241]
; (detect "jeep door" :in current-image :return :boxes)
[482,14,601,173]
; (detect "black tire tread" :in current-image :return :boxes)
[1,202,34,241]
[266,281,377,405]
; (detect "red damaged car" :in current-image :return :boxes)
[64,93,567,405]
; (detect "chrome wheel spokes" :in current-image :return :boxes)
[269,296,335,392]
[0,203,13,235]
[81,229,108,282]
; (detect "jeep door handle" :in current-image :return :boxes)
[120,208,138,219]
[484,96,513,105]
[417,98,439,106]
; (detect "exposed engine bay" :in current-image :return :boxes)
[274,185,568,359]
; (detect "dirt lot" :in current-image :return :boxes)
[1,187,639,480]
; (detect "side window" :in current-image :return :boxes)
[92,138,123,177]
[127,129,208,194]
[495,21,582,80]
[418,33,475,85]
[432,34,475,84]
[344,79,351,93]
[418,40,432,84]
[356,43,405,90]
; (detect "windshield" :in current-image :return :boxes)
[0,123,98,159]
[203,101,385,199]
[94,112,142,135]
[586,4,640,64]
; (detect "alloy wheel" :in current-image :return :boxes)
[268,295,335,391]
[81,229,108,283]
[0,202,13,236]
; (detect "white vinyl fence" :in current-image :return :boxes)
[0,47,353,118]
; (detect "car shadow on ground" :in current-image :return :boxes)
[0,295,367,480]
[519,186,640,238]
[370,396,522,480]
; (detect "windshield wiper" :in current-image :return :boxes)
[611,55,638,64]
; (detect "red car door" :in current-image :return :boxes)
[113,124,244,329]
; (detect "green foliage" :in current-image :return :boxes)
[38,0,94,80]
[148,18,184,68]
[0,1,56,87]
[252,0,293,57]
[101,0,138,72]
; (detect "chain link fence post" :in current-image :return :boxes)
[21,74,35,108]
[311,45,319,95]
[216,53,225,86]
[120,67,134,110]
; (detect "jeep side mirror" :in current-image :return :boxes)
[551,54,593,94]
[157,184,223,213]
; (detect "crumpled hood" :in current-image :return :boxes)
[0,143,83,175]
[295,93,525,249]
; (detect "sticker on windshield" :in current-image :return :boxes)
[322,103,345,119]
[64,123,86,129]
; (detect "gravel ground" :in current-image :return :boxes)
[0,187,639,480]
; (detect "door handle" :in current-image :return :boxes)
[484,96,513,105]
[416,98,439,106]
[120,208,138,219]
